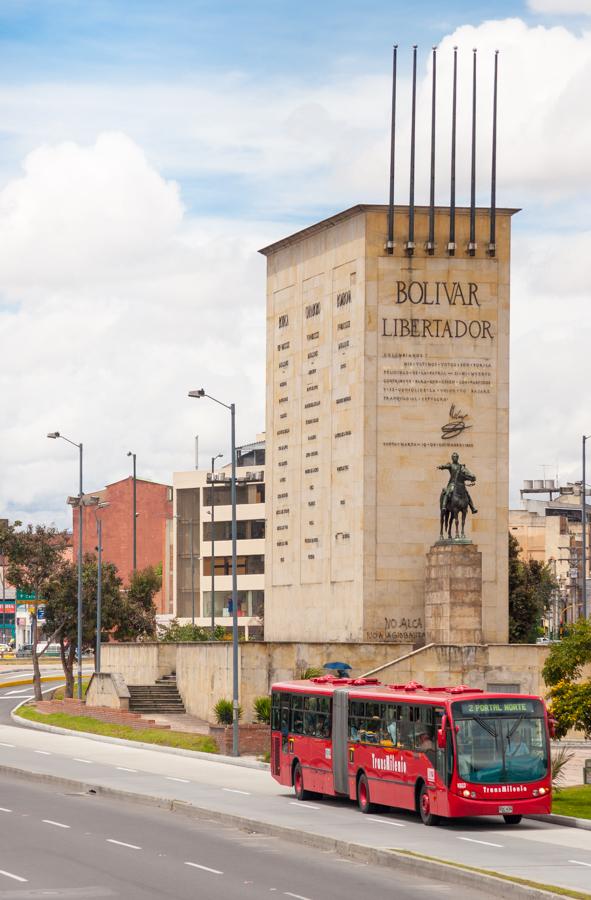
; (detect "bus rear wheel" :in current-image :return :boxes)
[293,762,315,801]
[503,814,522,825]
[418,783,440,826]
[357,773,375,814]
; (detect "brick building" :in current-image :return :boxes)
[71,477,172,614]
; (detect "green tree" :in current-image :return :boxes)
[115,566,159,642]
[158,618,226,642]
[44,554,123,697]
[4,524,70,700]
[508,532,557,643]
[543,618,591,738]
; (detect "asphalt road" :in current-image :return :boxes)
[0,773,498,900]
[0,677,589,896]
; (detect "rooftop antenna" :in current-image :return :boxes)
[405,45,417,257]
[488,50,499,257]
[448,46,458,256]
[386,44,398,254]
[468,48,477,257]
[427,46,437,255]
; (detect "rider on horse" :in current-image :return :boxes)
[438,452,478,514]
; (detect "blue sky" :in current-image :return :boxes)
[0,0,589,523]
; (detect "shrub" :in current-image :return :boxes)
[551,745,575,793]
[253,695,271,724]
[301,666,324,680]
[213,698,242,725]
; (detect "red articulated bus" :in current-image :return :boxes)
[270,677,553,825]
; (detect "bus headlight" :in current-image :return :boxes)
[539,787,546,795]
[463,789,470,797]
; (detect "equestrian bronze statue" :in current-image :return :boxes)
[438,452,478,541]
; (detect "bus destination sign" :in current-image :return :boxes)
[456,699,541,717]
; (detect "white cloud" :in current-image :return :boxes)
[528,0,591,13]
[0,133,268,525]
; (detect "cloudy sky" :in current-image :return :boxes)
[0,0,589,526]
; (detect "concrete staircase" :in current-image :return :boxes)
[128,674,186,715]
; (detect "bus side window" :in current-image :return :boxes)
[398,704,414,750]
[271,693,281,731]
[291,695,304,735]
[349,700,364,742]
[384,703,398,745]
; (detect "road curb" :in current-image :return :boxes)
[0,675,66,689]
[10,703,268,770]
[526,813,591,831]
[0,763,572,900]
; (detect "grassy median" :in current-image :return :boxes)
[553,785,591,820]
[396,850,591,900]
[16,704,218,754]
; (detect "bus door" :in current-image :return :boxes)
[332,688,349,795]
[435,707,454,815]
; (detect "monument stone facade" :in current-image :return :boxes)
[261,203,513,645]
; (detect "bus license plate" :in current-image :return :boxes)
[499,805,513,814]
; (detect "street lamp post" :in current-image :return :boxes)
[189,389,239,756]
[190,517,196,625]
[582,435,590,620]
[48,431,84,699]
[127,452,137,572]
[210,453,223,637]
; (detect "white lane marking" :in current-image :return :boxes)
[43,819,70,829]
[116,766,138,773]
[166,776,190,783]
[107,839,142,850]
[367,816,406,827]
[0,807,12,813]
[73,758,92,764]
[34,750,51,755]
[0,742,15,748]
[0,869,27,882]
[570,859,591,868]
[284,893,313,900]
[288,801,320,810]
[184,861,223,875]
[222,787,250,795]
[457,837,503,848]
[3,689,34,696]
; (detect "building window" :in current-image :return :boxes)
[203,555,264,576]
[202,483,265,506]
[202,589,264,618]
[203,519,265,541]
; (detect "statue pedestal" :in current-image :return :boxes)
[425,542,483,645]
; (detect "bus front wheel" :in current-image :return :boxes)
[357,773,375,814]
[418,783,440,826]
[503,814,522,825]
[293,762,314,801]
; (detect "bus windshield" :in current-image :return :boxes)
[452,698,549,785]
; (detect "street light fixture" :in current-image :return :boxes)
[48,430,84,699]
[189,388,239,756]
[127,451,137,572]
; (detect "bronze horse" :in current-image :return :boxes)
[440,466,476,540]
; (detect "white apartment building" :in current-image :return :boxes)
[169,436,266,637]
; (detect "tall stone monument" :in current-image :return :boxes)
[261,203,513,645]
[260,48,511,647]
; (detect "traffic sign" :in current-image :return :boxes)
[16,589,36,600]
